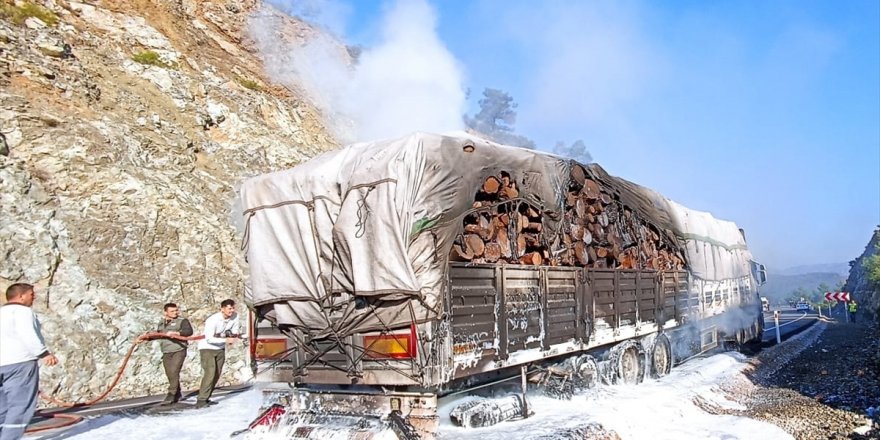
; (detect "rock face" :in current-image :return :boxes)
[844,228,880,323]
[0,0,338,402]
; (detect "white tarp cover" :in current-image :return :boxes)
[664,200,753,281]
[586,168,754,282]
[240,132,567,336]
[240,132,754,336]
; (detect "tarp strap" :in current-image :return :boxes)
[355,185,377,238]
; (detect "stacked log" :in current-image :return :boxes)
[558,165,685,270]
[451,166,686,271]
[451,172,551,265]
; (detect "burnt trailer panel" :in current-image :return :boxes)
[255,264,716,391]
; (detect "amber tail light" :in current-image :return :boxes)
[363,325,417,360]
[254,338,288,360]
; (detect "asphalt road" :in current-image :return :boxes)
[761,306,828,345]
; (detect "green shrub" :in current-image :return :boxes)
[131,50,176,69]
[864,250,880,288]
[236,76,263,91]
[0,1,58,26]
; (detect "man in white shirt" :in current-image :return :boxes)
[0,284,58,440]
[195,299,240,408]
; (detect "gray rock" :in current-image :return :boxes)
[38,42,65,58]
[25,17,47,30]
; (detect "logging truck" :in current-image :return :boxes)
[239,132,768,438]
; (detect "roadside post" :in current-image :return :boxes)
[817,304,822,318]
[773,310,781,344]
[824,292,851,322]
[520,365,529,419]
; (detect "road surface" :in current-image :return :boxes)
[761,306,823,345]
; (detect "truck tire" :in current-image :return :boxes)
[575,355,599,389]
[751,315,765,344]
[735,328,748,346]
[610,340,645,385]
[650,334,672,378]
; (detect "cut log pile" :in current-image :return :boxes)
[451,172,550,265]
[558,165,685,270]
[450,167,686,271]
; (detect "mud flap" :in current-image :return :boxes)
[388,410,422,439]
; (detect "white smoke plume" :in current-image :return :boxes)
[249,0,466,144]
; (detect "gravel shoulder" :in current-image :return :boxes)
[700,320,880,439]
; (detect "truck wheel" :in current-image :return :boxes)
[575,355,599,389]
[753,315,765,343]
[735,328,748,345]
[611,340,645,385]
[650,334,672,378]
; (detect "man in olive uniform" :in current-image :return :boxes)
[153,303,193,405]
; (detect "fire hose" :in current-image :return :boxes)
[24,332,205,434]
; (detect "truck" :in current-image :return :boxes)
[238,132,768,439]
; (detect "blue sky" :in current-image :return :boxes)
[273,0,879,271]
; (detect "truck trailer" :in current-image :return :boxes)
[239,132,767,438]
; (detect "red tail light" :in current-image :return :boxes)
[363,325,417,360]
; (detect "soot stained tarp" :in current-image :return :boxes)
[240,132,754,336]
[240,132,565,336]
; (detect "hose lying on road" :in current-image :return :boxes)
[25,332,205,434]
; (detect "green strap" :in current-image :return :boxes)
[410,216,440,239]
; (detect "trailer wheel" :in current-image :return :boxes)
[650,334,672,378]
[735,327,750,346]
[751,315,765,344]
[611,340,645,385]
[575,355,600,389]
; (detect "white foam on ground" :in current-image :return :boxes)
[48,353,793,439]
[438,352,794,439]
[36,390,264,440]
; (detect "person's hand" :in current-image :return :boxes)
[42,354,58,367]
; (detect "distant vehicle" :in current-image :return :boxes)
[796,302,810,312]
[761,296,770,311]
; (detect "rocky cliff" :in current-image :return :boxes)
[1,0,338,402]
[843,228,880,323]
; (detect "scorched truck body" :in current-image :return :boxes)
[239,132,767,438]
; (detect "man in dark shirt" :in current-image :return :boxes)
[152,303,193,405]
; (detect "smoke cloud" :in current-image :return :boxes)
[250,0,466,144]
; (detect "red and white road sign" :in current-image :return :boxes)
[824,291,850,301]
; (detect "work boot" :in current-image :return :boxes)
[160,394,176,405]
[195,400,210,409]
